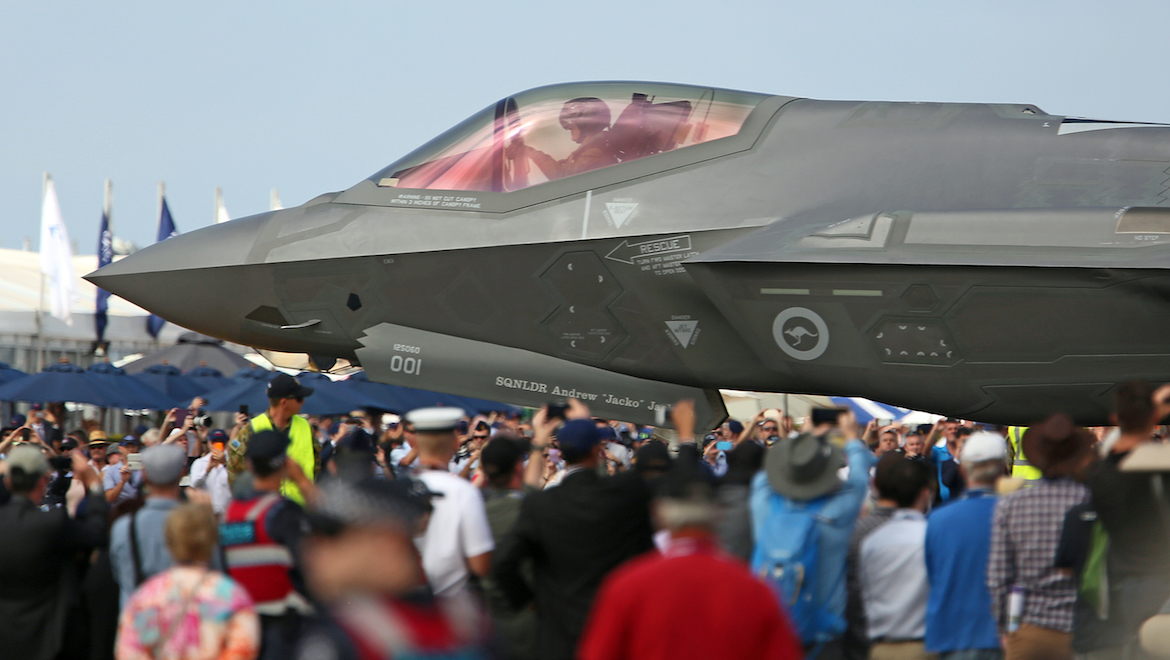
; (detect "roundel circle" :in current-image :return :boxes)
[772,307,830,361]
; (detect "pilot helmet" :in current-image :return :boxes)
[559,97,611,136]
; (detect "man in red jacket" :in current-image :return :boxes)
[578,443,803,660]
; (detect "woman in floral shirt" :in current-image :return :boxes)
[116,503,260,660]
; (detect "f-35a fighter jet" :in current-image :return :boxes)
[88,81,1170,428]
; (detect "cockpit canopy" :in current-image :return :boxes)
[371,82,767,193]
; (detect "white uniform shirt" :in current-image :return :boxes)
[414,469,495,598]
[188,453,231,516]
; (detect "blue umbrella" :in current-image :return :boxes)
[132,364,207,407]
[0,362,136,407]
[185,365,230,395]
[0,362,26,386]
[233,366,275,381]
[86,363,176,409]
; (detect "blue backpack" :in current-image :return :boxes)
[751,489,845,650]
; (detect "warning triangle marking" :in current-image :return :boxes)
[665,320,697,348]
[606,202,638,228]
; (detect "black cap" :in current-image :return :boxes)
[267,374,314,400]
[246,430,290,472]
[633,440,672,475]
[310,477,436,535]
[657,449,716,502]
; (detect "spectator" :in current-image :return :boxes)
[925,431,1009,660]
[294,478,491,659]
[875,428,900,457]
[221,430,315,660]
[190,429,231,517]
[579,448,802,660]
[750,411,876,659]
[227,374,318,505]
[858,454,935,660]
[115,503,260,660]
[632,440,672,481]
[904,432,925,458]
[106,436,145,505]
[492,403,657,660]
[89,431,111,472]
[716,440,764,562]
[988,414,1092,660]
[844,452,911,660]
[476,418,553,660]
[406,407,495,600]
[1084,381,1170,656]
[110,444,189,608]
[0,446,108,660]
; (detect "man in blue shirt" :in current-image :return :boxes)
[751,411,876,660]
[925,431,1009,660]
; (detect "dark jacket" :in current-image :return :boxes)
[0,491,109,660]
[492,468,654,660]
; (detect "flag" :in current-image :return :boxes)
[215,186,230,223]
[40,177,77,325]
[270,188,283,211]
[95,203,113,345]
[147,197,178,338]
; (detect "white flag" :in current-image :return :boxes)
[214,186,231,224]
[40,177,78,325]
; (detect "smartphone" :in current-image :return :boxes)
[127,454,144,471]
[173,409,189,427]
[21,427,30,443]
[212,441,225,453]
[239,404,249,416]
[548,448,563,467]
[716,441,733,451]
[547,401,568,421]
[811,407,845,425]
[876,417,893,428]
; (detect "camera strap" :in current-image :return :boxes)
[128,512,146,587]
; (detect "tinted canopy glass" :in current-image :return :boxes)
[372,82,767,193]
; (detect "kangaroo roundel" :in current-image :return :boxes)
[773,307,830,361]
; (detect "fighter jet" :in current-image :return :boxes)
[87,81,1170,428]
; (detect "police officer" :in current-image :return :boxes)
[227,374,318,504]
[221,430,315,660]
[294,477,491,660]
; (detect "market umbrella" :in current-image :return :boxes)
[121,332,253,375]
[185,365,230,395]
[0,362,136,407]
[0,362,26,386]
[86,362,176,410]
[132,364,208,407]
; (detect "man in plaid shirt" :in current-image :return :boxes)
[987,414,1092,659]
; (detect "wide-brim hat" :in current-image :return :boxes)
[1022,413,1094,479]
[764,432,844,500]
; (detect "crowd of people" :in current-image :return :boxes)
[2,372,1170,660]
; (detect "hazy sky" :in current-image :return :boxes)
[2,0,1168,255]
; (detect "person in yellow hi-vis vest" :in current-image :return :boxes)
[1006,426,1043,481]
[226,374,319,505]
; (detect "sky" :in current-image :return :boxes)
[2,0,1169,255]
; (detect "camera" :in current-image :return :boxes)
[192,414,212,428]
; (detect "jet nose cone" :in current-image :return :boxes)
[86,212,273,340]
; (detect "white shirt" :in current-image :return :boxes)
[860,508,929,640]
[414,469,495,598]
[188,454,231,516]
[605,442,632,469]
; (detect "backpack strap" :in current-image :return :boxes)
[128,511,146,587]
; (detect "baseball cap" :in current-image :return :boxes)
[140,444,187,485]
[246,430,290,472]
[208,429,229,445]
[267,374,314,400]
[60,438,79,452]
[120,435,140,447]
[557,419,601,459]
[961,431,1008,463]
[6,445,50,478]
[10,414,26,428]
[406,407,465,433]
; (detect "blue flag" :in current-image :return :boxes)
[147,198,178,338]
[95,209,113,344]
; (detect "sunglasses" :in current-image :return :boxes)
[472,434,490,441]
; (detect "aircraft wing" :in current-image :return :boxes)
[356,322,728,430]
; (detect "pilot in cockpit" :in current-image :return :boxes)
[517,97,618,181]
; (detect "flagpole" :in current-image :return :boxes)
[37,173,48,373]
